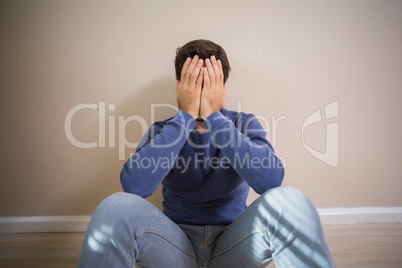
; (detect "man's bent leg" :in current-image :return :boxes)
[78,192,197,268]
[210,186,335,268]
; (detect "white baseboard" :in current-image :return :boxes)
[318,207,402,225]
[0,215,91,234]
[1,207,401,233]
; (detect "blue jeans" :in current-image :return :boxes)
[78,187,335,267]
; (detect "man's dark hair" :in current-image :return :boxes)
[174,39,231,84]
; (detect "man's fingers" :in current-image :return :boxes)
[189,58,204,88]
[210,56,220,83]
[182,55,199,83]
[217,59,224,82]
[203,67,210,89]
[205,58,216,88]
[195,67,203,91]
[180,57,191,78]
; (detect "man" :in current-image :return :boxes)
[78,39,335,267]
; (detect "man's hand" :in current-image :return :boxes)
[200,55,226,119]
[175,55,204,119]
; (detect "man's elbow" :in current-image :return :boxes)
[120,170,142,196]
[121,178,153,198]
[272,164,285,187]
[269,156,285,187]
[254,166,284,194]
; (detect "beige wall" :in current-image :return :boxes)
[1,0,401,217]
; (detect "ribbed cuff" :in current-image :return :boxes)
[173,110,196,130]
[203,111,229,131]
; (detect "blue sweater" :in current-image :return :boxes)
[120,108,284,225]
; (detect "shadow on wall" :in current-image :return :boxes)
[66,77,177,215]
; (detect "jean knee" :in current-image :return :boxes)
[259,186,315,212]
[101,192,143,206]
[92,192,147,223]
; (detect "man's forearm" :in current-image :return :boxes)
[204,111,284,194]
[120,111,196,197]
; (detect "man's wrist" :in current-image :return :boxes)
[180,109,198,120]
[200,108,216,119]
[203,110,226,130]
[178,105,198,119]
[201,107,223,119]
[174,110,197,130]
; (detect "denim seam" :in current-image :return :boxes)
[271,228,297,256]
[202,226,207,265]
[126,240,137,267]
[134,227,196,257]
[211,227,268,257]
